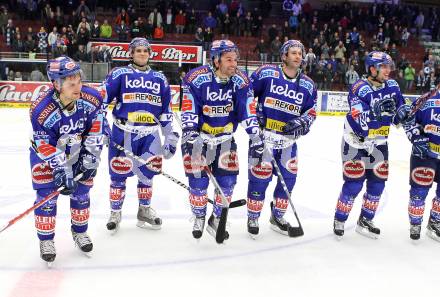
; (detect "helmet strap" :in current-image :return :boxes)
[131,59,149,71]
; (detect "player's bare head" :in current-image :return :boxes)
[210,39,239,77]
[46,56,83,99]
[365,51,394,83]
[129,37,151,68]
[280,40,305,68]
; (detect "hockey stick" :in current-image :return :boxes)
[111,141,245,209]
[266,149,304,237]
[172,112,232,243]
[407,84,440,118]
[0,173,83,234]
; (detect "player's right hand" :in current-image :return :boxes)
[396,104,414,124]
[53,167,77,195]
[371,97,396,121]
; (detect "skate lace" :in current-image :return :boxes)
[140,206,157,220]
[429,220,440,231]
[73,232,91,247]
[360,217,376,228]
[334,220,344,230]
[109,211,121,223]
[191,216,205,231]
[410,224,421,234]
[248,218,259,228]
[40,240,55,254]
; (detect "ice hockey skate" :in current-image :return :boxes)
[106,211,121,234]
[333,219,345,240]
[136,205,162,230]
[355,216,380,239]
[40,239,56,266]
[410,224,421,241]
[426,219,440,242]
[247,217,259,239]
[191,216,206,240]
[206,214,229,241]
[71,229,93,257]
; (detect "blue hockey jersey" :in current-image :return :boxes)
[344,78,405,148]
[181,65,259,144]
[101,65,174,131]
[404,91,440,158]
[29,86,104,188]
[250,64,317,149]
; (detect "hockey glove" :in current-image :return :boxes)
[370,97,396,121]
[162,131,179,160]
[412,136,430,159]
[256,105,266,129]
[181,129,203,156]
[74,154,98,182]
[396,104,415,125]
[53,166,77,195]
[249,133,265,163]
[282,116,310,138]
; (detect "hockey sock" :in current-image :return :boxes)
[70,192,90,234]
[272,197,288,220]
[408,187,428,225]
[137,182,152,207]
[335,192,355,222]
[213,188,232,218]
[34,189,58,241]
[430,196,440,222]
[109,179,126,211]
[247,181,268,219]
[360,193,380,220]
[189,188,208,217]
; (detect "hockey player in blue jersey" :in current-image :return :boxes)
[247,40,317,238]
[29,56,105,263]
[180,39,263,240]
[101,37,179,233]
[398,91,440,242]
[333,51,405,239]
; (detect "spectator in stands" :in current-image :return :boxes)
[404,63,415,93]
[30,67,45,81]
[12,33,24,52]
[48,26,58,51]
[204,11,217,30]
[175,9,186,34]
[251,15,262,37]
[288,11,299,34]
[321,41,330,60]
[349,27,360,50]
[243,12,252,37]
[334,41,346,62]
[401,27,410,47]
[77,26,90,46]
[24,34,36,53]
[281,21,290,41]
[116,8,130,26]
[37,26,48,53]
[187,8,197,34]
[260,0,272,19]
[5,19,15,46]
[96,46,112,63]
[100,19,112,39]
[0,7,8,35]
[7,70,14,81]
[254,38,268,64]
[142,19,152,39]
[194,27,204,43]
[415,11,424,37]
[115,20,130,42]
[397,70,406,93]
[76,0,91,17]
[270,36,282,63]
[345,64,359,87]
[131,20,142,38]
[337,57,349,85]
[77,17,91,35]
[313,64,324,90]
[305,48,317,73]
[89,20,100,39]
[232,11,243,37]
[149,8,163,30]
[74,44,90,62]
[164,8,173,34]
[415,69,426,94]
[153,23,164,40]
[203,27,214,50]
[14,71,23,81]
[268,24,278,43]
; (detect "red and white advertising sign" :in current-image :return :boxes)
[91,42,203,64]
[0,81,181,111]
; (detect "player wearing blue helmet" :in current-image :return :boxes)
[180,39,262,240]
[247,39,317,238]
[101,37,179,233]
[29,56,105,264]
[332,51,405,239]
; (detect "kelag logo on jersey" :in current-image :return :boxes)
[206,87,232,101]
[264,97,301,116]
[122,92,162,106]
[125,77,161,94]
[269,80,303,104]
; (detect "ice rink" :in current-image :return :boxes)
[0,108,438,297]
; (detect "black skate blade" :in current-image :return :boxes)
[216,207,229,244]
[288,226,304,237]
[229,199,246,208]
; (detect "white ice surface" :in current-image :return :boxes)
[0,108,438,297]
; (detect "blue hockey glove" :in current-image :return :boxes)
[249,133,265,163]
[396,104,415,125]
[162,131,179,159]
[412,136,430,159]
[53,167,77,195]
[74,154,98,182]
[371,97,396,121]
[282,116,310,138]
[181,129,203,156]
